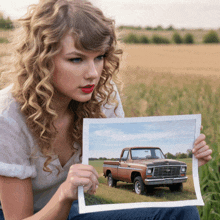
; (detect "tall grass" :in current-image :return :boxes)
[119,68,220,220]
[198,132,220,219]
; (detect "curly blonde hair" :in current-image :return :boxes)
[3,0,122,173]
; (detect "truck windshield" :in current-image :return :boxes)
[131,148,165,160]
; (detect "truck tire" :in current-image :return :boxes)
[169,183,183,192]
[108,173,117,187]
[134,176,145,195]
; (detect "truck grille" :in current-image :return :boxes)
[153,166,180,178]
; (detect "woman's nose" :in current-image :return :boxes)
[84,61,100,80]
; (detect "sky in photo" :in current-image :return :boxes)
[1,0,220,29]
[88,119,196,159]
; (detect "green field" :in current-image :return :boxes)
[86,158,196,206]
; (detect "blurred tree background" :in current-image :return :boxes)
[0,12,14,30]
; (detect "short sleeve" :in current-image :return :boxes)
[101,82,125,118]
[0,116,37,179]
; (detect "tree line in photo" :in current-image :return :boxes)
[89,149,192,161]
[165,150,192,159]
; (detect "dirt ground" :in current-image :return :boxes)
[119,44,220,78]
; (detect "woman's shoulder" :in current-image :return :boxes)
[0,84,21,115]
[0,84,28,133]
[0,85,36,175]
[0,84,13,104]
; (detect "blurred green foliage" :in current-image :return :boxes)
[172,32,183,44]
[151,35,170,44]
[184,33,194,44]
[203,30,219,43]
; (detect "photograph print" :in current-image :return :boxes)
[79,114,203,214]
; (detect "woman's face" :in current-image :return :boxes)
[52,33,105,103]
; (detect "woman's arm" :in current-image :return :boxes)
[0,176,72,220]
[0,177,34,220]
[24,183,73,220]
[0,164,99,220]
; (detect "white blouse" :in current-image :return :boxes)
[0,83,124,212]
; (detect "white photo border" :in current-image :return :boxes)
[78,114,204,214]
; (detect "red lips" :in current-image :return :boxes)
[81,84,95,94]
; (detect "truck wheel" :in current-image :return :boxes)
[134,176,145,195]
[169,183,183,192]
[108,173,117,187]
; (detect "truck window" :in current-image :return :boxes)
[131,148,165,160]
[155,149,164,158]
[121,150,129,161]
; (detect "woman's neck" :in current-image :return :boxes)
[51,88,72,120]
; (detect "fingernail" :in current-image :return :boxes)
[96,185,99,189]
[192,149,195,153]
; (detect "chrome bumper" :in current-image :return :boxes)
[144,176,188,185]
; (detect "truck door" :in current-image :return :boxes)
[118,150,131,182]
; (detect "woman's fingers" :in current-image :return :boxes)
[70,169,99,185]
[193,133,212,167]
[193,142,206,154]
[193,141,207,154]
[60,164,99,201]
[69,164,99,178]
[69,165,99,186]
[196,144,209,154]
[68,164,99,194]
[194,148,213,159]
[194,134,206,146]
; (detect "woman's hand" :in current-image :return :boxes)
[59,164,99,202]
[193,134,212,167]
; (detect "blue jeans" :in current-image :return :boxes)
[0,201,200,220]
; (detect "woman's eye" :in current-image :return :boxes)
[69,58,82,63]
[96,55,105,61]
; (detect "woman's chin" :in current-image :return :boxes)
[73,93,93,103]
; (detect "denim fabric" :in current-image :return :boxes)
[0,204,200,220]
[0,210,3,220]
[67,201,200,220]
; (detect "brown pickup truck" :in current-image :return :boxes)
[103,147,188,194]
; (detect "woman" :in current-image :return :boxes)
[0,0,212,219]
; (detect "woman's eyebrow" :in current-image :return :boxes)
[66,50,106,56]
[66,51,86,56]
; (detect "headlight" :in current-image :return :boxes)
[181,167,186,172]
[147,168,153,174]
